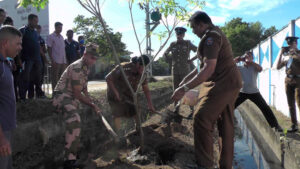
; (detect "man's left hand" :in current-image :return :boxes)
[148,105,156,114]
[171,87,185,102]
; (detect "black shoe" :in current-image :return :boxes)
[287,124,298,133]
[37,95,47,99]
[63,160,84,169]
[19,98,27,103]
[64,160,76,169]
[275,125,283,132]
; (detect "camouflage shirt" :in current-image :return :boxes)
[54,58,90,98]
[164,40,197,74]
[107,62,147,101]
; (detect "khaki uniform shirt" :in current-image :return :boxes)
[107,62,147,101]
[197,26,242,98]
[164,40,197,75]
[53,58,89,101]
[285,50,300,84]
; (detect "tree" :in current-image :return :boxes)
[18,0,48,11]
[221,18,263,57]
[221,18,278,57]
[152,57,169,76]
[262,26,278,40]
[73,15,131,62]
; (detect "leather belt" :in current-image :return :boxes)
[287,74,300,78]
[52,91,63,96]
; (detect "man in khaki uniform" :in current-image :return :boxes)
[277,36,300,132]
[106,55,156,133]
[172,11,242,169]
[52,43,101,169]
[163,27,197,117]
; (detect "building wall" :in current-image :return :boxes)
[0,0,49,38]
[253,18,300,119]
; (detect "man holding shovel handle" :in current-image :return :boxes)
[52,43,104,169]
[106,55,156,134]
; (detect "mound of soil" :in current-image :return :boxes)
[78,104,221,169]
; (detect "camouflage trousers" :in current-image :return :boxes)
[53,93,81,160]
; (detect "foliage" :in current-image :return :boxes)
[18,0,48,11]
[262,26,278,40]
[73,15,132,61]
[147,0,205,21]
[221,17,278,57]
[152,57,170,76]
[132,0,205,50]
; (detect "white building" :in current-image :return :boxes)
[0,0,49,38]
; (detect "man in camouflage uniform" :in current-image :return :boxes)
[277,36,300,132]
[52,43,101,169]
[106,55,156,133]
[163,27,197,117]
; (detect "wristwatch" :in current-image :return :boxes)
[182,84,190,92]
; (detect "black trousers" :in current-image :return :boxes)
[19,60,43,99]
[235,92,279,128]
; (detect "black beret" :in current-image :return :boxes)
[285,36,299,44]
[175,27,187,35]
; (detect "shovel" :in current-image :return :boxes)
[166,101,190,124]
[123,98,188,124]
[96,111,119,141]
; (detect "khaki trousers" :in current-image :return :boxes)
[194,89,239,169]
[51,62,67,92]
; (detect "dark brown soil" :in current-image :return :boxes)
[77,104,221,169]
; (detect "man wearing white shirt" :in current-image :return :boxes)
[47,22,67,93]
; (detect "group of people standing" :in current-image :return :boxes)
[0,8,86,102]
[1,8,300,169]
[0,8,87,169]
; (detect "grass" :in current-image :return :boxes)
[270,106,297,130]
[148,79,172,90]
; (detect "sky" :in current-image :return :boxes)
[48,0,300,59]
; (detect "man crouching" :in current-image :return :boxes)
[106,55,156,134]
[52,43,101,169]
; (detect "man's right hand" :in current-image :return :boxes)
[92,104,102,115]
[0,136,11,157]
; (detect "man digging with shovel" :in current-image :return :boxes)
[106,55,156,135]
[52,43,104,169]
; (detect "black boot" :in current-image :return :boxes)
[287,124,298,133]
[273,125,283,132]
[63,160,76,169]
[63,160,84,169]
